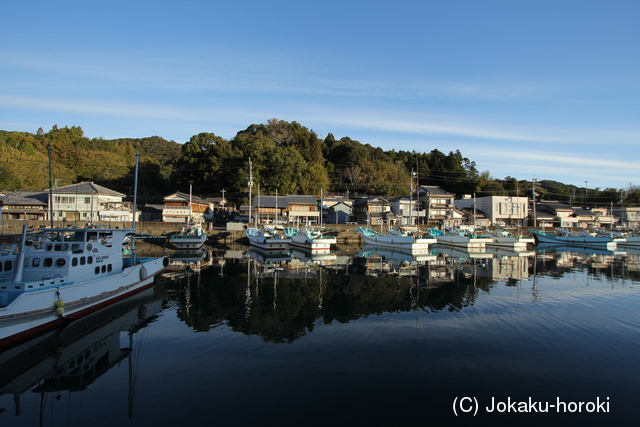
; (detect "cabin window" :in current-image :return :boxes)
[80,257,86,265]
[101,265,106,273]
[87,232,97,242]
[95,266,100,275]
[56,259,66,267]
[44,258,53,267]
[72,258,78,267]
[32,258,40,267]
[87,257,93,264]
[2,260,11,272]
[54,243,69,251]
[107,264,112,272]
[46,244,53,251]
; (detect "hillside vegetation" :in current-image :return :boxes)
[1,120,637,207]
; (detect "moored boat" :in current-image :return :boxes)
[427,228,492,250]
[532,230,617,249]
[246,227,292,251]
[0,225,169,350]
[484,229,531,250]
[356,227,437,250]
[170,223,208,249]
[284,227,336,252]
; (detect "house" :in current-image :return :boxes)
[162,192,211,223]
[0,191,49,221]
[455,195,529,226]
[326,201,353,224]
[253,195,319,224]
[352,197,391,225]
[50,182,133,223]
[613,207,640,228]
[415,186,456,227]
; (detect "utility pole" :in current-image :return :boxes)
[531,178,540,228]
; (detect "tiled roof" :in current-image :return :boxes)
[0,191,48,206]
[50,181,125,197]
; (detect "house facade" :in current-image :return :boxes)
[50,182,133,223]
[352,197,391,225]
[0,191,49,221]
[455,195,529,226]
[163,192,211,223]
[326,201,353,224]
[253,195,319,224]
[415,186,456,227]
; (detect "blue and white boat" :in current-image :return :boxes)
[356,227,437,251]
[284,227,336,252]
[532,229,617,249]
[246,227,291,252]
[0,225,169,349]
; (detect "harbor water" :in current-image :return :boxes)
[1,243,639,426]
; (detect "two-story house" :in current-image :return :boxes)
[163,192,211,223]
[0,191,49,221]
[352,197,391,225]
[415,186,456,227]
[253,195,319,224]
[50,182,132,223]
[455,195,529,226]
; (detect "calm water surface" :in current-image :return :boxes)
[1,244,639,426]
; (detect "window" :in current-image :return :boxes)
[85,197,91,204]
[44,258,53,267]
[32,258,40,267]
[95,266,100,274]
[72,258,78,267]
[87,257,93,264]
[80,257,86,265]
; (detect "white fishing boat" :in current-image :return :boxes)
[284,227,336,252]
[0,225,169,349]
[245,227,291,251]
[170,223,208,249]
[356,227,437,250]
[532,229,617,249]
[484,229,531,250]
[427,228,492,250]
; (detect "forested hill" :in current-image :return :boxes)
[0,121,636,206]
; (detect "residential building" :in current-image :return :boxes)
[352,197,391,225]
[0,191,48,221]
[613,207,640,228]
[455,195,529,226]
[163,192,211,223]
[415,186,456,227]
[50,182,133,223]
[253,195,319,224]
[326,201,353,224]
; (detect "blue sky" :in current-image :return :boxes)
[1,1,638,190]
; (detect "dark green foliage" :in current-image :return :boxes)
[0,121,634,207]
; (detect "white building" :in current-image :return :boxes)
[50,182,135,223]
[455,195,529,226]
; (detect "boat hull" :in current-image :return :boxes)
[0,256,167,350]
[357,227,436,250]
[436,235,491,249]
[532,231,617,249]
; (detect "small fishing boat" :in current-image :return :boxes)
[245,227,291,251]
[484,229,532,250]
[0,225,169,349]
[170,222,208,249]
[356,227,437,250]
[284,227,336,252]
[532,229,617,249]
[427,228,492,250]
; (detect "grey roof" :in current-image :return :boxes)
[51,181,125,197]
[540,200,573,211]
[253,195,318,208]
[0,191,48,206]
[417,186,454,197]
[572,207,596,216]
[164,191,209,205]
[353,196,390,206]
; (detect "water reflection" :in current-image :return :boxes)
[0,288,164,422]
[156,242,639,345]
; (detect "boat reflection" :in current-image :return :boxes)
[0,288,164,421]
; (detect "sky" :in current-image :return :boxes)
[1,0,638,190]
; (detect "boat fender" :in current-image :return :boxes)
[55,300,65,315]
[140,266,148,281]
[163,257,170,267]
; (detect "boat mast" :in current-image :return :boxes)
[248,158,253,225]
[47,145,54,229]
[131,152,139,263]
